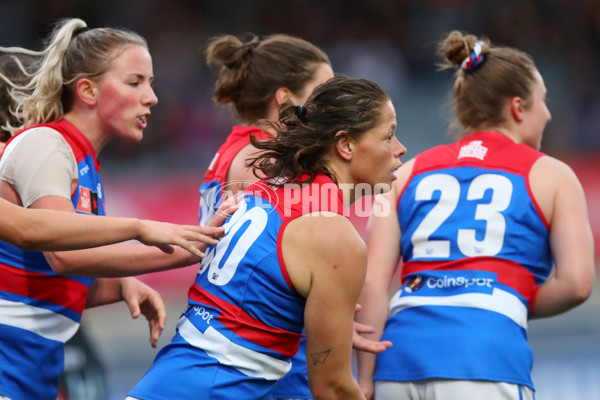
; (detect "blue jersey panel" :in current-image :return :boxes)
[0,324,63,400]
[271,335,311,399]
[199,180,222,226]
[129,330,275,400]
[375,306,532,387]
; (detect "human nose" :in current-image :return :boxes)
[392,136,406,158]
[143,84,158,107]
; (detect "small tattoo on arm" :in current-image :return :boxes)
[310,349,331,366]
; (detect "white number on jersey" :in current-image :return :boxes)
[199,200,269,285]
[411,173,512,258]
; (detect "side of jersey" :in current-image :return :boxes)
[271,336,310,399]
[198,125,270,225]
[375,131,552,389]
[130,174,345,400]
[0,119,104,400]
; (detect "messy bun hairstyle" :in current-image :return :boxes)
[206,33,330,124]
[438,30,537,135]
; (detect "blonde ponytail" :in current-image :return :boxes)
[0,18,146,135]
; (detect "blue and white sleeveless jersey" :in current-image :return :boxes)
[131,173,345,400]
[375,131,552,389]
[0,120,104,400]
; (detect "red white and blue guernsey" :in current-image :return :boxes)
[130,173,345,400]
[0,119,104,400]
[375,131,553,390]
[198,125,271,225]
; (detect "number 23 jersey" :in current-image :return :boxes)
[375,131,553,389]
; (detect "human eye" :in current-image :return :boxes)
[386,130,395,142]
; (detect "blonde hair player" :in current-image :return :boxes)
[0,18,228,400]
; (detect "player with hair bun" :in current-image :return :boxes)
[356,30,594,400]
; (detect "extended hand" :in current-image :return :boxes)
[138,220,225,258]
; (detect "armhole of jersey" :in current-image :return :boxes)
[525,155,550,230]
[276,219,297,292]
[396,162,418,215]
[275,209,348,294]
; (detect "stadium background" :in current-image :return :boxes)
[1,0,599,399]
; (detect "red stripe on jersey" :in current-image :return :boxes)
[402,257,539,307]
[188,283,302,357]
[0,263,88,314]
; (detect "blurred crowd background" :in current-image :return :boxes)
[2,0,600,173]
[2,1,600,399]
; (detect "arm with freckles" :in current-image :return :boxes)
[529,157,595,318]
[355,161,412,400]
[284,212,366,400]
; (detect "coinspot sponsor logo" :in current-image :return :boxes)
[426,275,493,290]
[405,270,497,295]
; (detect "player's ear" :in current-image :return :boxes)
[76,78,98,106]
[334,130,353,161]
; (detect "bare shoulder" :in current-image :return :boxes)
[282,213,366,297]
[530,155,585,222]
[228,143,263,182]
[530,155,582,194]
[288,212,365,256]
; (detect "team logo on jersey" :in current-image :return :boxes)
[76,186,99,215]
[404,274,425,293]
[458,140,488,160]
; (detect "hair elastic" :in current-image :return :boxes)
[243,41,258,57]
[461,40,485,73]
[295,104,307,122]
[73,26,90,38]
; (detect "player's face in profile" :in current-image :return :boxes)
[521,69,551,150]
[94,45,158,142]
[349,100,405,190]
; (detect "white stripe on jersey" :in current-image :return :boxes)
[389,288,528,329]
[177,316,292,380]
[0,298,79,342]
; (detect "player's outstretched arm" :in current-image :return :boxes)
[0,197,224,254]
